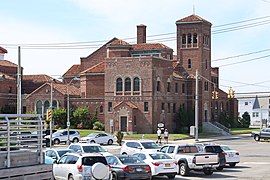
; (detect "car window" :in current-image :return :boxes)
[221,146,231,151]
[126,142,140,148]
[82,156,108,166]
[69,145,81,152]
[138,154,147,160]
[46,150,53,157]
[168,146,175,153]
[65,155,78,164]
[57,150,74,157]
[70,131,76,135]
[62,131,67,135]
[83,146,107,153]
[118,156,143,164]
[160,146,168,153]
[149,153,172,160]
[106,156,119,165]
[58,155,68,164]
[140,142,159,149]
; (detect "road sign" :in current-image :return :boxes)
[46,109,52,121]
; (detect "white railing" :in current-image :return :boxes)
[0,114,44,168]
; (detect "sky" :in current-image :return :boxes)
[1,0,270,94]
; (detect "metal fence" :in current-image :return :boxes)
[0,114,44,168]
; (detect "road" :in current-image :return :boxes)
[51,135,270,179]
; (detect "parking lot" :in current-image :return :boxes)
[49,134,270,180]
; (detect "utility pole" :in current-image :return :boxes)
[195,69,199,141]
[17,46,21,115]
[50,81,53,147]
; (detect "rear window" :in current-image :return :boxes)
[82,156,108,166]
[118,157,143,164]
[205,146,223,153]
[83,146,107,153]
[149,153,172,160]
[141,142,160,149]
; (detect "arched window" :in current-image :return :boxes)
[156,77,161,92]
[188,59,192,69]
[44,100,50,114]
[116,78,123,92]
[99,105,103,113]
[125,77,131,91]
[187,33,192,44]
[36,100,42,114]
[52,100,58,109]
[133,77,140,91]
[193,33,198,44]
[182,34,186,44]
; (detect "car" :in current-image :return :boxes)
[133,152,178,179]
[45,148,75,162]
[105,155,151,180]
[120,140,161,155]
[53,152,111,180]
[44,129,80,145]
[252,128,270,141]
[202,144,226,171]
[80,132,114,145]
[220,145,240,167]
[45,156,55,164]
[68,143,112,156]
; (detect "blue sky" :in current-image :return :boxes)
[1,0,270,94]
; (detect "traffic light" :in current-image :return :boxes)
[212,91,215,99]
[46,109,52,121]
[215,91,219,99]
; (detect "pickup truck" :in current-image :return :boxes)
[160,144,219,176]
[251,128,270,141]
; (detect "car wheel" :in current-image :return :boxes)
[108,139,113,145]
[90,140,96,143]
[179,162,189,176]
[68,174,74,180]
[73,138,79,143]
[216,166,224,171]
[53,139,60,145]
[203,168,213,175]
[254,135,260,141]
[229,163,236,167]
[112,172,118,180]
[167,174,176,179]
[122,152,127,155]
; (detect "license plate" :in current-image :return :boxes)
[203,164,211,168]
[229,154,234,157]
[84,167,91,174]
[165,164,171,167]
[136,168,142,172]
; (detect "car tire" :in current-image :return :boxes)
[254,135,260,141]
[229,163,236,167]
[73,138,79,143]
[179,162,189,176]
[90,140,96,143]
[203,168,213,175]
[122,152,127,155]
[216,166,224,171]
[108,139,113,145]
[53,139,60,145]
[68,174,74,180]
[167,174,176,179]
[112,172,118,180]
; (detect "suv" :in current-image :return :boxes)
[45,130,80,145]
[53,152,111,180]
[120,140,161,155]
[203,145,226,171]
[252,128,270,141]
[68,143,112,156]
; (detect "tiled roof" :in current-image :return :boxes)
[0,60,17,67]
[176,14,211,25]
[107,39,130,46]
[23,74,54,83]
[53,83,80,96]
[0,47,7,53]
[173,72,185,79]
[81,62,105,74]
[132,43,172,51]
[63,64,81,77]
[0,72,16,80]
[114,101,138,109]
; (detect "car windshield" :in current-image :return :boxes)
[87,133,99,137]
[57,150,74,157]
[83,146,107,153]
[82,156,108,166]
[221,146,232,151]
[52,131,63,136]
[118,157,143,164]
[149,153,172,160]
[141,142,160,149]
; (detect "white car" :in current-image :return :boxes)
[45,148,74,162]
[133,152,178,179]
[120,140,161,155]
[44,130,80,144]
[80,132,114,145]
[53,152,111,180]
[68,143,112,156]
[220,145,240,167]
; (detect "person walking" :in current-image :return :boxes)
[156,128,162,144]
[164,129,169,144]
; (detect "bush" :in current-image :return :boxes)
[93,121,105,131]
[115,131,124,146]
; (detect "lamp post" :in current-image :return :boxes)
[66,77,79,145]
[49,80,53,148]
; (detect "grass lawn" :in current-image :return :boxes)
[230,127,260,134]
[75,129,102,137]
[123,133,190,140]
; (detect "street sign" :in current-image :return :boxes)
[46,109,52,121]
[67,122,70,127]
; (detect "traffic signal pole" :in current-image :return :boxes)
[195,69,199,141]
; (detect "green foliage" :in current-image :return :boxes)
[73,107,90,129]
[174,106,194,133]
[90,110,98,129]
[93,121,105,131]
[238,112,251,128]
[53,108,67,128]
[115,131,124,146]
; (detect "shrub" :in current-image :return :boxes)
[115,131,124,146]
[93,121,105,131]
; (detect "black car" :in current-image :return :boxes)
[204,145,226,170]
[105,155,151,180]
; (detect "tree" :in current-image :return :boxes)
[53,108,67,128]
[174,106,194,133]
[239,112,251,128]
[73,107,90,129]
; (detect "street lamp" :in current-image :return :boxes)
[66,77,79,145]
[49,79,54,148]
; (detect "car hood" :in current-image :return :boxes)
[141,148,160,153]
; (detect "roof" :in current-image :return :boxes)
[176,14,212,25]
[0,46,8,53]
[253,96,260,109]
[23,74,55,83]
[81,62,105,74]
[63,64,81,77]
[132,43,172,51]
[0,72,16,80]
[114,101,138,109]
[0,60,17,67]
[107,39,130,46]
